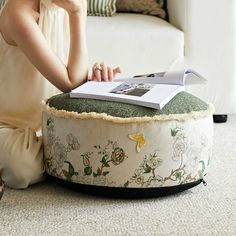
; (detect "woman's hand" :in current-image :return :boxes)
[52,0,87,15]
[88,62,122,82]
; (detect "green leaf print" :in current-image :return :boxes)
[198,160,206,178]
[84,166,93,176]
[100,155,110,167]
[144,164,152,173]
[93,167,102,177]
[64,161,78,177]
[47,118,53,126]
[175,172,183,181]
[102,171,110,176]
[171,128,180,137]
[124,181,130,187]
[93,173,97,178]
[62,170,71,181]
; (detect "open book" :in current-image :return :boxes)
[70,69,206,109]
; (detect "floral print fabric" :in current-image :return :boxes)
[43,109,213,188]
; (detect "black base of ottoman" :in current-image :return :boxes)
[47,174,203,198]
[213,115,228,123]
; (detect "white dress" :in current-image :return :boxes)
[0,0,69,188]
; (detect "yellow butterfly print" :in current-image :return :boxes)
[128,132,146,153]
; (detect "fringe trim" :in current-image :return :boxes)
[42,101,215,124]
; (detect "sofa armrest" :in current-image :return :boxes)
[167,0,186,31]
[167,0,236,114]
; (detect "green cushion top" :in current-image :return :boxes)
[47,92,208,118]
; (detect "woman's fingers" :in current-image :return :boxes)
[52,0,87,14]
[113,67,122,77]
[108,66,114,81]
[91,63,121,82]
[101,62,108,81]
[92,63,102,81]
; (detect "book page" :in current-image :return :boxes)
[114,69,206,86]
[184,69,207,85]
[114,70,184,85]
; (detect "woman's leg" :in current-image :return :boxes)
[0,124,45,189]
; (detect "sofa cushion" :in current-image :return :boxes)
[87,13,184,76]
[116,0,166,19]
[87,0,116,17]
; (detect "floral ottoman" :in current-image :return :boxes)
[42,92,214,198]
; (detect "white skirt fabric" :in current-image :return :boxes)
[0,0,69,189]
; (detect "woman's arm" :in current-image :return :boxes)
[67,11,88,89]
[3,0,88,92]
[53,0,89,89]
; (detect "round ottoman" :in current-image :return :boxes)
[42,92,214,198]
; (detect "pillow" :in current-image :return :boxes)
[87,0,117,17]
[116,0,166,19]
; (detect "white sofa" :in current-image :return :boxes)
[87,0,236,114]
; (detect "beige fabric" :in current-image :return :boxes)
[0,0,69,188]
[0,124,44,189]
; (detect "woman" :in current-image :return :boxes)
[0,0,121,191]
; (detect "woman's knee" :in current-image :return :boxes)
[0,126,45,189]
[1,148,45,189]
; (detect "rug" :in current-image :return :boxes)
[0,116,236,235]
